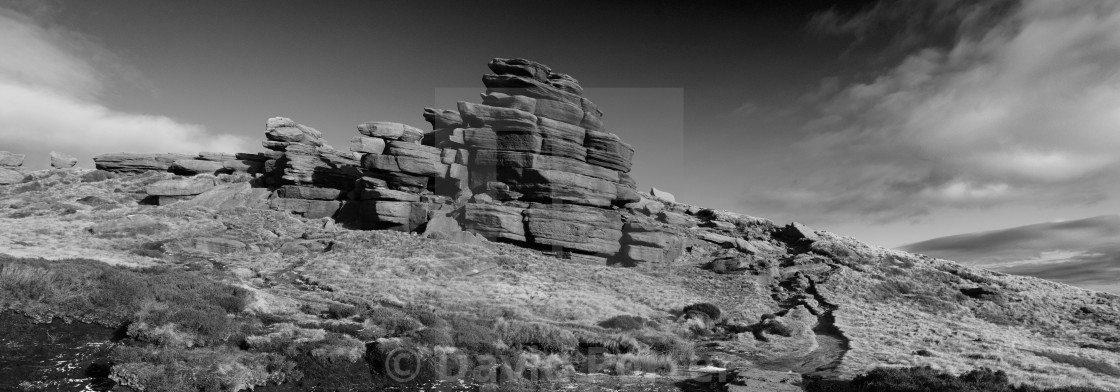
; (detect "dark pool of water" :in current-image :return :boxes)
[0,312,119,391]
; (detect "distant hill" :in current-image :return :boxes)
[902,215,1120,293]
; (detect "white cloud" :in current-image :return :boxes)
[747,0,1120,223]
[0,7,252,168]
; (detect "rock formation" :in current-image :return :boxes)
[84,58,677,264]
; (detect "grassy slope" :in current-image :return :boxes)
[1,168,1119,391]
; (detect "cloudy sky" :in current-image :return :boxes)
[903,215,1120,293]
[2,0,1119,248]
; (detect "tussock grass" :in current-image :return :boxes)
[495,318,578,353]
[631,329,695,362]
[446,314,505,354]
[595,353,677,376]
[110,345,295,392]
[363,306,422,337]
[0,255,251,328]
[574,329,645,354]
[598,315,647,331]
[682,302,721,321]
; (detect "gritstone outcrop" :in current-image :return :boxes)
[87,58,682,264]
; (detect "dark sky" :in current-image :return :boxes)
[3,0,1120,247]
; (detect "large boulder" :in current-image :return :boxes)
[93,153,194,173]
[49,151,78,169]
[0,151,25,167]
[524,203,622,255]
[146,177,218,196]
[265,117,324,149]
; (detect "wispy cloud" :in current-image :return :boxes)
[902,215,1120,293]
[0,7,251,169]
[746,0,1120,224]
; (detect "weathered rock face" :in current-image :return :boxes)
[177,182,270,211]
[146,177,218,196]
[524,203,623,255]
